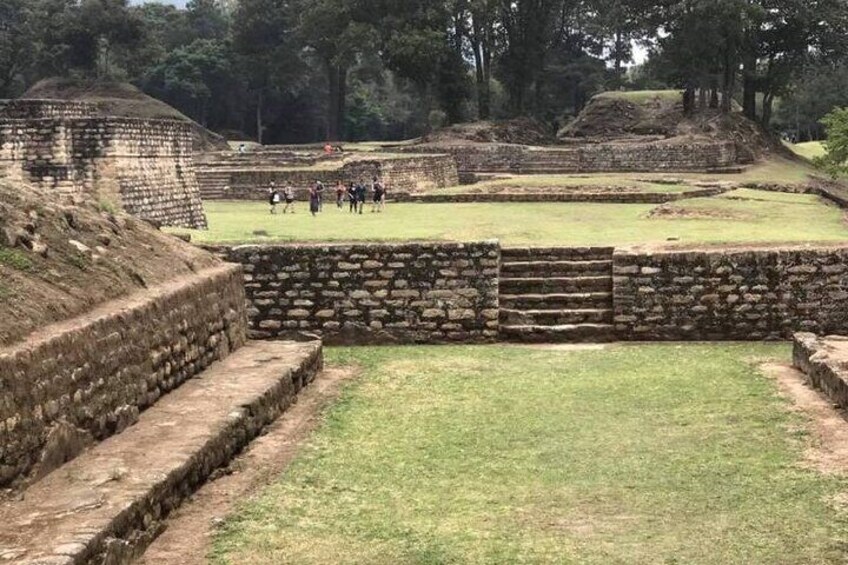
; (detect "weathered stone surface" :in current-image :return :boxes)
[0,340,321,565]
[399,140,738,174]
[211,241,500,345]
[0,264,247,488]
[197,151,459,200]
[613,247,848,340]
[0,100,207,229]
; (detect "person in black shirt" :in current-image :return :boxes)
[355,181,367,214]
[348,183,358,213]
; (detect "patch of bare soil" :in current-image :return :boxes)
[645,203,751,221]
[138,366,359,565]
[0,178,218,347]
[761,363,848,475]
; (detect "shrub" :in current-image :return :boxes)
[815,107,848,178]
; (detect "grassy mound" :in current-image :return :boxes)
[425,117,556,146]
[0,175,219,347]
[22,78,228,152]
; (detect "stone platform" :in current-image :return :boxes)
[0,340,322,564]
[794,333,848,408]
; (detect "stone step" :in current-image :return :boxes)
[500,308,613,326]
[499,323,616,343]
[501,260,612,278]
[499,292,613,310]
[499,276,612,295]
[0,340,322,565]
[501,246,614,263]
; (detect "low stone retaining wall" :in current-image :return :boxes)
[0,264,247,487]
[405,140,738,174]
[392,187,727,204]
[211,242,500,344]
[793,333,848,408]
[613,247,848,340]
[198,154,459,200]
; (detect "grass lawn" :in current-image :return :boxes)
[595,90,682,103]
[211,344,848,564]
[791,141,826,161]
[177,189,848,247]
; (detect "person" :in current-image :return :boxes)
[323,143,333,155]
[283,183,295,214]
[335,180,345,209]
[348,182,358,213]
[268,182,280,214]
[238,143,246,154]
[371,177,385,213]
[309,183,320,216]
[315,180,325,212]
[356,182,368,214]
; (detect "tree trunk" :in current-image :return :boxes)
[256,90,263,145]
[742,75,756,120]
[613,28,625,78]
[683,82,696,116]
[721,50,736,114]
[761,91,774,128]
[470,15,489,120]
[326,64,340,141]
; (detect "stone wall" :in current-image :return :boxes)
[392,186,727,204]
[197,154,459,200]
[0,264,247,487]
[212,242,499,344]
[407,140,738,174]
[612,246,848,340]
[0,100,207,229]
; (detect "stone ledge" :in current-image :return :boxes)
[0,340,322,565]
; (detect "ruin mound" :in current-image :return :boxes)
[426,117,556,146]
[22,78,228,152]
[0,176,219,347]
[560,90,783,161]
[560,91,685,138]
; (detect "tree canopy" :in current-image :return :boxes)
[1,0,846,143]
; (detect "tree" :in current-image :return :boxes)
[232,0,300,143]
[298,0,375,140]
[142,39,233,126]
[816,107,848,178]
[0,0,35,97]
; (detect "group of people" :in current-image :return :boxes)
[268,177,387,216]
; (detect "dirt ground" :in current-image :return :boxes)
[139,366,359,565]
[761,363,848,475]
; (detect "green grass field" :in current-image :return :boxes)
[212,344,848,564]
[791,141,827,161]
[176,189,848,247]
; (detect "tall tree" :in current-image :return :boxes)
[299,0,374,140]
[232,0,300,143]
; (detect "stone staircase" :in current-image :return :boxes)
[499,247,616,342]
[196,168,232,200]
[0,272,324,564]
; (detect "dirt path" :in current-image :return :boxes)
[138,365,358,565]
[761,363,848,475]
